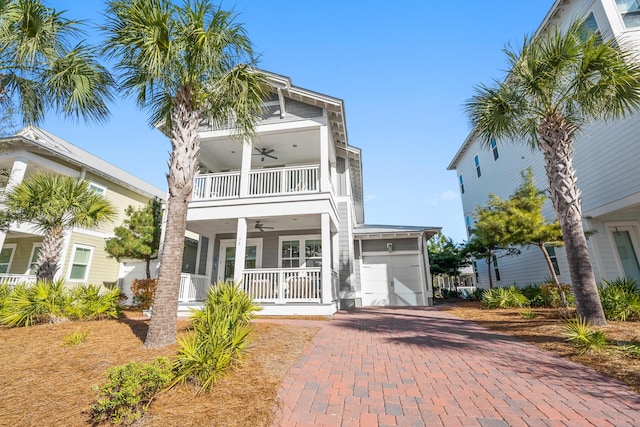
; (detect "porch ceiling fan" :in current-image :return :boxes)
[253,147,278,161]
[255,220,274,232]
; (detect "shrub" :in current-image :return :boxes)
[67,284,122,320]
[620,341,640,359]
[173,282,260,394]
[130,279,157,310]
[466,288,485,301]
[598,278,640,321]
[63,328,90,346]
[563,317,608,353]
[521,283,573,308]
[90,357,172,425]
[520,309,537,319]
[481,286,529,309]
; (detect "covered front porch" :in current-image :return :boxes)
[179,212,341,316]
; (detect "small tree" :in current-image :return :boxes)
[464,197,519,288]
[503,169,567,306]
[105,199,162,279]
[427,232,469,277]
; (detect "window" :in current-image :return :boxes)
[465,215,472,233]
[27,244,42,275]
[546,245,560,276]
[459,175,464,194]
[473,261,479,283]
[493,255,501,282]
[490,138,499,161]
[280,236,322,268]
[616,1,640,27]
[68,245,93,281]
[0,244,16,274]
[89,182,107,197]
[474,155,481,178]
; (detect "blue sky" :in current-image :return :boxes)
[38,0,555,243]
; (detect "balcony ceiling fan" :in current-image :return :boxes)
[253,147,278,161]
[255,220,274,232]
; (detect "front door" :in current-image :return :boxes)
[218,239,262,282]
[613,230,640,283]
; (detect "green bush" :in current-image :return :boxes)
[521,283,573,308]
[466,288,485,301]
[63,328,90,346]
[0,280,122,327]
[173,282,260,394]
[520,309,537,319]
[90,357,172,425]
[563,316,608,353]
[598,278,640,321]
[481,286,529,309]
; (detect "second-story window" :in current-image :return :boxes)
[493,255,501,282]
[89,182,107,197]
[490,138,499,161]
[465,215,472,234]
[616,1,640,27]
[474,155,482,178]
[459,175,464,194]
[546,245,561,275]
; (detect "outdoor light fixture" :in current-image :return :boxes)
[387,243,393,253]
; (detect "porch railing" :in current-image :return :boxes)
[191,165,320,201]
[241,268,322,303]
[178,273,210,302]
[0,274,37,286]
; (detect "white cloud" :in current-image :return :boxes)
[365,194,378,202]
[425,191,459,206]
[441,190,457,201]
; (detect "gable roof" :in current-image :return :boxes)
[1,126,166,200]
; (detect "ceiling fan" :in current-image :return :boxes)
[255,220,274,232]
[253,147,278,161]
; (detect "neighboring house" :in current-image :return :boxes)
[448,0,640,288]
[177,71,440,315]
[0,126,166,295]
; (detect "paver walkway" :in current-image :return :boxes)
[272,307,640,426]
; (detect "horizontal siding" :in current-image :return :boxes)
[4,237,42,274]
[63,232,120,285]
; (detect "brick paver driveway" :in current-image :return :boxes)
[273,307,640,426]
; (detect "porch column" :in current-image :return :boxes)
[319,126,331,192]
[239,138,253,197]
[233,218,248,283]
[205,234,215,283]
[0,158,28,251]
[321,213,332,304]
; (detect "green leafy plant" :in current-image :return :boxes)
[467,288,485,301]
[130,279,157,310]
[482,286,529,309]
[620,341,640,359]
[90,357,172,425]
[66,284,122,320]
[63,328,90,346]
[564,317,608,353]
[520,309,537,319]
[173,282,260,394]
[598,278,640,321]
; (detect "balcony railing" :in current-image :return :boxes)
[178,273,210,302]
[242,268,322,303]
[0,274,37,286]
[191,165,319,201]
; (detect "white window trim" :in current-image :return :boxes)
[605,221,640,279]
[0,243,17,274]
[217,238,263,282]
[66,244,94,282]
[278,234,322,268]
[26,243,42,275]
[89,181,107,197]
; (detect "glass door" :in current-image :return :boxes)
[218,239,262,282]
[613,230,640,283]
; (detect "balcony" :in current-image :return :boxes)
[192,165,320,202]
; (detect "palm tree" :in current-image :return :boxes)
[465,20,640,325]
[0,0,113,125]
[103,0,268,347]
[3,173,116,280]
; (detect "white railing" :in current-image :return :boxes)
[0,274,37,286]
[249,165,319,196]
[242,268,322,303]
[178,273,210,302]
[192,172,241,200]
[331,269,339,302]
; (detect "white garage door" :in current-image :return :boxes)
[361,254,424,306]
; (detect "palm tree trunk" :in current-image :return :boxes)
[145,86,201,348]
[537,243,568,308]
[539,114,606,325]
[36,227,65,281]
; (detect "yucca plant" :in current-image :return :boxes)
[66,284,122,320]
[520,309,537,319]
[173,282,259,394]
[564,316,608,353]
[482,286,529,309]
[0,279,70,326]
[598,278,640,321]
[63,328,90,346]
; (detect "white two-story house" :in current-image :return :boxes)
[449,0,640,288]
[177,71,440,315]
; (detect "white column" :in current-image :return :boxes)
[321,213,332,304]
[0,158,29,251]
[233,218,247,283]
[239,138,253,197]
[205,234,215,283]
[319,126,331,192]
